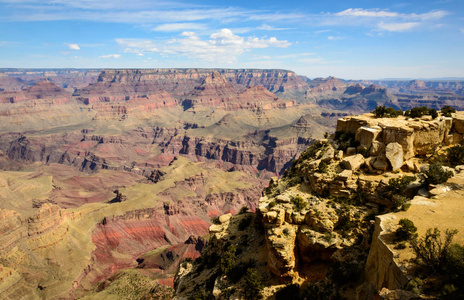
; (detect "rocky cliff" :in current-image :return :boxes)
[174,110,464,299]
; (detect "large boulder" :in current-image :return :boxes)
[356,126,382,149]
[340,154,365,171]
[385,142,403,171]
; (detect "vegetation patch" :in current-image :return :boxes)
[291,195,306,211]
[404,106,438,119]
[394,218,418,242]
[441,105,456,117]
[372,105,403,118]
[420,164,453,185]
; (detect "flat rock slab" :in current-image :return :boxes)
[340,154,365,171]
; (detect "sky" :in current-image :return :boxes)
[0,0,463,79]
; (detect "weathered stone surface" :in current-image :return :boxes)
[369,141,385,156]
[417,188,429,197]
[385,142,403,171]
[340,154,365,171]
[373,157,389,171]
[337,169,353,181]
[265,211,278,223]
[356,126,382,149]
[334,150,343,160]
[346,147,357,156]
[378,288,420,300]
[454,114,464,134]
[320,146,335,162]
[445,132,463,145]
[429,185,451,197]
[218,213,232,223]
[275,195,290,203]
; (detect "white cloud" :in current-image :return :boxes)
[99,54,121,58]
[152,23,207,32]
[335,8,399,17]
[257,24,292,31]
[378,22,419,32]
[67,43,80,50]
[334,8,448,21]
[327,36,343,40]
[116,28,291,64]
[412,10,449,21]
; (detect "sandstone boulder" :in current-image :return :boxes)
[334,150,343,160]
[356,126,382,149]
[346,147,357,156]
[340,154,365,171]
[320,146,335,162]
[385,142,403,171]
[218,213,232,223]
[337,169,353,181]
[373,156,389,171]
[369,141,385,156]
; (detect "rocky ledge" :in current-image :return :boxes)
[174,110,464,299]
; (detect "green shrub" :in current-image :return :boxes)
[404,106,438,119]
[406,277,423,295]
[243,268,263,300]
[394,218,418,242]
[411,228,458,274]
[447,145,464,167]
[372,106,403,118]
[402,202,411,211]
[421,164,453,185]
[441,106,456,117]
[387,176,416,195]
[318,161,328,173]
[219,245,236,275]
[291,195,306,211]
[409,106,430,118]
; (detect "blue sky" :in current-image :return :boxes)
[0,0,463,79]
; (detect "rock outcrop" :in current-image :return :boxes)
[174,111,464,300]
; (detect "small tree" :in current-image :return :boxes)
[421,164,453,185]
[291,195,306,211]
[441,105,456,117]
[220,245,236,275]
[394,218,418,242]
[447,145,464,167]
[373,105,387,117]
[411,228,458,274]
[244,268,263,299]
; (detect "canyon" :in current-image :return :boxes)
[0,68,463,299]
